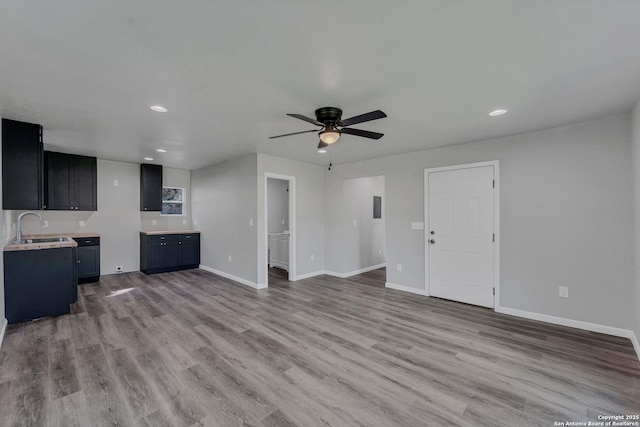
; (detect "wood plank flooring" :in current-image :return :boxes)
[1,267,639,426]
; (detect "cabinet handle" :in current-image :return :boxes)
[85,240,92,244]
[179,242,182,245]
[186,236,191,239]
[160,237,165,240]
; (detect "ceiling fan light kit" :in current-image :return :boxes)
[269,106,387,150]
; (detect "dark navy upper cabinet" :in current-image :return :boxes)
[2,118,44,210]
[140,163,162,211]
[45,151,97,211]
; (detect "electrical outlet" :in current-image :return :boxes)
[282,218,285,225]
[249,218,253,226]
[79,220,86,228]
[396,264,402,272]
[113,179,119,187]
[559,286,569,298]
[228,255,232,262]
[116,265,123,273]
[378,249,382,255]
[310,254,315,261]
[353,219,357,227]
[42,220,48,228]
[182,219,187,225]
[152,220,157,226]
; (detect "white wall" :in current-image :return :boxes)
[267,178,289,234]
[16,161,192,274]
[325,113,633,330]
[257,153,325,283]
[192,154,258,284]
[342,175,385,274]
[632,101,640,347]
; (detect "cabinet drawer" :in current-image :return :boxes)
[74,237,100,247]
[148,235,178,245]
[178,233,199,243]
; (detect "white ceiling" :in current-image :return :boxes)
[1,1,640,170]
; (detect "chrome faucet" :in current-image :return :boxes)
[16,212,44,244]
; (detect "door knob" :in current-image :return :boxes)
[430,239,436,244]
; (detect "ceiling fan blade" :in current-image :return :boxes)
[268,129,318,139]
[340,110,387,127]
[318,140,329,149]
[287,113,324,127]
[340,127,384,140]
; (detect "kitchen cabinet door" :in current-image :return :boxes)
[2,119,43,210]
[178,234,200,266]
[140,163,162,211]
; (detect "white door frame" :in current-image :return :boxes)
[423,160,500,309]
[264,173,296,285]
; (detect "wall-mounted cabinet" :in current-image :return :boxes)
[2,118,44,210]
[45,151,97,211]
[140,163,162,211]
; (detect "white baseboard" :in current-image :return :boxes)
[325,263,386,279]
[293,270,325,281]
[629,331,639,362]
[0,318,7,350]
[497,306,639,361]
[199,265,266,290]
[385,282,428,296]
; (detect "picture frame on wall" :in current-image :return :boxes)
[162,187,185,216]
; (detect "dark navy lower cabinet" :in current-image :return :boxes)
[140,232,200,274]
[74,237,100,284]
[4,247,77,324]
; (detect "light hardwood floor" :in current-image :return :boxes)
[0,267,639,426]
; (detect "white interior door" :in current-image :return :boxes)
[427,165,495,308]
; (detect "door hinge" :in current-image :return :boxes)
[492,233,495,242]
[492,179,495,188]
[493,287,495,296]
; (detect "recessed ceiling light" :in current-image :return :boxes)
[489,109,507,116]
[150,105,167,113]
[318,149,327,154]
[156,149,167,153]
[144,157,154,161]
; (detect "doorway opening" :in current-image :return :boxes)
[265,174,295,286]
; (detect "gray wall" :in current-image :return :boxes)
[257,153,325,283]
[16,160,192,274]
[341,175,385,274]
[141,167,192,232]
[192,154,258,284]
[325,113,633,329]
[267,178,289,234]
[632,101,640,344]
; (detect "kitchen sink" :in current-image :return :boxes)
[14,237,70,244]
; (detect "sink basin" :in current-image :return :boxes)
[15,237,70,244]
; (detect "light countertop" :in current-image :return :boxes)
[4,232,100,252]
[140,230,200,235]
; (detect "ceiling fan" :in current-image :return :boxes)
[269,107,387,149]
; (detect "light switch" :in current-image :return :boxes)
[113,179,119,187]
